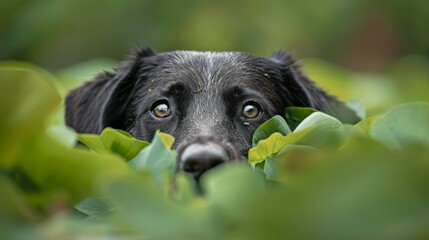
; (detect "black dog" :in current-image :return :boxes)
[65,47,358,180]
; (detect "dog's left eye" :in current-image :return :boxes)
[151,101,171,118]
[242,102,260,119]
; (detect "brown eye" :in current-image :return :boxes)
[242,102,260,119]
[151,101,171,118]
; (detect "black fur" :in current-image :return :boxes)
[66,47,359,173]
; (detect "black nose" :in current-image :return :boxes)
[179,143,229,179]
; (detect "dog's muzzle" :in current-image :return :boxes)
[177,136,239,180]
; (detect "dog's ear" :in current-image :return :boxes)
[65,47,156,133]
[268,51,360,123]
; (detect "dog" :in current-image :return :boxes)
[65,47,359,180]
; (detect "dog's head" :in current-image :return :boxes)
[66,47,359,180]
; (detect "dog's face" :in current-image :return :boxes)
[65,48,358,180]
[128,51,286,179]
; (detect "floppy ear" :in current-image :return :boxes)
[268,51,360,123]
[65,47,155,134]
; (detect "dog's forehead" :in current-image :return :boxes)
[146,51,271,88]
[164,51,249,67]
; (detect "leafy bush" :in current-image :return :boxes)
[1,63,429,239]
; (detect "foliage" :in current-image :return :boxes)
[1,62,429,239]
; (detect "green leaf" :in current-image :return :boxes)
[345,100,366,119]
[248,128,314,165]
[0,179,43,239]
[284,107,317,131]
[78,128,149,161]
[16,133,134,203]
[105,177,209,238]
[354,115,381,135]
[252,115,291,147]
[249,112,345,165]
[0,177,39,221]
[203,163,266,222]
[264,145,319,182]
[172,173,199,203]
[370,102,429,149]
[46,125,77,148]
[0,64,61,168]
[293,112,345,149]
[75,132,175,220]
[242,144,429,240]
[158,132,175,149]
[74,197,113,221]
[128,132,176,187]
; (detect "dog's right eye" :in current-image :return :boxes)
[151,101,171,118]
[242,102,261,119]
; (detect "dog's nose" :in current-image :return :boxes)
[179,143,229,178]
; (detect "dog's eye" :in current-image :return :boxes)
[151,101,171,118]
[242,102,260,119]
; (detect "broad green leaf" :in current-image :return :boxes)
[158,132,175,149]
[128,132,176,187]
[0,177,39,221]
[371,102,429,149]
[46,125,77,148]
[241,144,429,240]
[0,200,42,239]
[294,112,345,149]
[16,133,134,203]
[262,156,276,180]
[249,112,344,165]
[354,115,382,135]
[105,177,210,238]
[74,197,113,221]
[248,128,314,165]
[75,132,175,221]
[172,173,199,203]
[284,107,317,131]
[76,134,106,153]
[0,182,43,240]
[345,100,366,119]
[343,124,367,139]
[203,163,265,222]
[252,115,291,147]
[78,128,149,161]
[37,213,112,239]
[0,64,61,168]
[264,145,320,182]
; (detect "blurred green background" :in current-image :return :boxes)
[1,0,428,113]
[1,2,429,238]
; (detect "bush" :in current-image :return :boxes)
[1,62,429,239]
